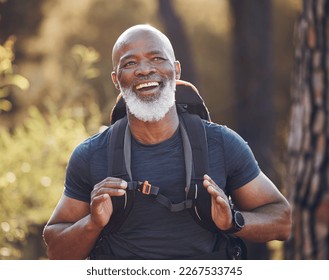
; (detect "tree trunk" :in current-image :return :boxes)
[158,0,198,85]
[285,0,329,260]
[230,0,275,260]
[230,0,275,178]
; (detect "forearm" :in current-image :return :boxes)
[43,214,103,260]
[235,201,292,242]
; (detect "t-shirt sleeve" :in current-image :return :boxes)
[222,126,260,193]
[64,140,92,202]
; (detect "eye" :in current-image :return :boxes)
[152,57,166,62]
[122,61,136,68]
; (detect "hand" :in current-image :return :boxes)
[90,177,127,229]
[203,174,233,231]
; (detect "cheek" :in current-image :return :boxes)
[116,70,133,89]
[117,64,176,88]
[164,62,179,79]
[160,65,176,80]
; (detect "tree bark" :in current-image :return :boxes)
[230,0,275,178]
[230,0,275,260]
[286,0,329,259]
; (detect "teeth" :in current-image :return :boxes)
[136,82,159,90]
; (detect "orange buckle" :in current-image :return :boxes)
[141,180,151,195]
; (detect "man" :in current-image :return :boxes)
[43,24,291,260]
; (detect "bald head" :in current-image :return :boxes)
[112,24,176,70]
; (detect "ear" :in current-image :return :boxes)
[111,71,120,90]
[174,60,181,80]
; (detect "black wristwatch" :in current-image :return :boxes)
[223,209,245,234]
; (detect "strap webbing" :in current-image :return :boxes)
[179,122,192,194]
[124,124,132,180]
[178,110,209,179]
[108,116,130,180]
[156,195,193,212]
[126,180,192,212]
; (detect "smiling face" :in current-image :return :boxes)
[111,25,181,122]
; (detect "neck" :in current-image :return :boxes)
[128,106,179,145]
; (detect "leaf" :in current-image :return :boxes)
[7,74,30,90]
[0,99,12,111]
[85,68,100,79]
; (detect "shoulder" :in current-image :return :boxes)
[69,126,113,166]
[202,120,245,146]
[64,126,113,201]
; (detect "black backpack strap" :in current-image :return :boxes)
[90,117,137,259]
[177,105,217,232]
[178,106,208,180]
[179,118,193,190]
[90,118,132,258]
[102,116,134,235]
[109,116,130,180]
[178,107,247,259]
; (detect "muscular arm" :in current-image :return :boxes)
[204,172,292,243]
[43,177,127,259]
[232,172,291,242]
[43,196,102,260]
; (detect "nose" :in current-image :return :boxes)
[134,60,156,76]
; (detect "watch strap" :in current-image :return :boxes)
[223,209,244,234]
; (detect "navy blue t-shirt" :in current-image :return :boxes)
[64,120,260,259]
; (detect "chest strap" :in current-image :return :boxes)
[123,120,194,212]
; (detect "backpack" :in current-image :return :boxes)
[90,80,246,260]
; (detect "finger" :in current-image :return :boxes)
[90,194,112,227]
[204,174,223,191]
[203,177,230,207]
[205,183,219,196]
[203,178,221,196]
[215,195,230,208]
[95,177,127,189]
[95,188,126,197]
[203,174,221,191]
[90,194,111,216]
[204,174,216,185]
[208,187,228,207]
[91,183,126,199]
[203,175,226,196]
[93,178,127,197]
[102,180,127,189]
[104,177,128,186]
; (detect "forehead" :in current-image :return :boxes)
[113,29,174,65]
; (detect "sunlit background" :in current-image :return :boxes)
[0,0,301,259]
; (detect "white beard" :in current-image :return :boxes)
[120,79,176,122]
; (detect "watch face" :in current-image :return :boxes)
[234,211,245,228]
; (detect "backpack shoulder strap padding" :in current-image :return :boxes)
[103,116,134,235]
[178,108,219,233]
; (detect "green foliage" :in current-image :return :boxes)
[0,105,102,259]
[70,44,100,80]
[0,36,30,112]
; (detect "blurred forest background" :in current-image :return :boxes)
[0,0,307,260]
